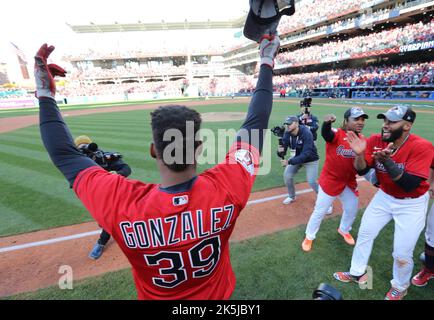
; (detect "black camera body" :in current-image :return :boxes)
[271,126,286,159]
[300,97,312,115]
[271,125,285,138]
[79,142,122,171]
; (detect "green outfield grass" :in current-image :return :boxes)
[7,213,433,300]
[0,97,433,118]
[1,99,433,236]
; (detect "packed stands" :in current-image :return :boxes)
[276,19,434,67]
[277,0,384,35]
[273,61,434,90]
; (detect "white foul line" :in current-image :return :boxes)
[0,230,101,253]
[0,178,367,254]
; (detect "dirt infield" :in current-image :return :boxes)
[201,112,246,122]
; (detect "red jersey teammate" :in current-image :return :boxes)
[35,36,280,300]
[334,106,434,300]
[302,107,369,251]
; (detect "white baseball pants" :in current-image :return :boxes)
[305,185,359,240]
[349,189,430,292]
[426,202,434,247]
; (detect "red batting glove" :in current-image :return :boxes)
[48,64,67,77]
[34,44,66,99]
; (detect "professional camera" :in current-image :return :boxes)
[78,142,123,171]
[312,283,343,300]
[271,125,285,138]
[300,97,312,115]
[271,126,286,159]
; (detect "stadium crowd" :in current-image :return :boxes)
[64,44,225,62]
[57,80,185,98]
[69,65,187,80]
[277,0,384,34]
[1,60,432,100]
[276,19,434,66]
[273,61,434,91]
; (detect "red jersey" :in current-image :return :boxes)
[319,128,363,196]
[73,142,259,300]
[365,134,433,198]
[432,148,434,169]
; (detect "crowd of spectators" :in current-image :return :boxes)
[1,60,432,100]
[276,18,434,66]
[54,75,256,98]
[277,0,385,34]
[273,61,434,91]
[64,43,225,62]
[69,65,187,80]
[66,18,433,84]
[57,80,184,98]
[0,88,32,99]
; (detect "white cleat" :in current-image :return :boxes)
[326,205,333,215]
[283,197,296,205]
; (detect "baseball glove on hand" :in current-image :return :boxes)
[34,44,66,99]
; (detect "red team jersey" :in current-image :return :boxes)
[73,142,259,300]
[365,134,433,199]
[432,148,434,169]
[319,128,363,196]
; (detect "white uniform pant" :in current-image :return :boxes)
[350,189,429,292]
[426,202,434,247]
[305,186,359,240]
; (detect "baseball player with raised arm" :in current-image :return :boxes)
[35,35,280,300]
[334,105,433,300]
[302,107,369,252]
[411,157,434,287]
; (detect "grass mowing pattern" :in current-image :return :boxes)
[0,100,433,236]
[7,213,433,300]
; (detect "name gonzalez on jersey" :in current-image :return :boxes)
[119,204,235,249]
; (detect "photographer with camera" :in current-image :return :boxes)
[276,116,322,206]
[298,97,319,142]
[74,135,132,259]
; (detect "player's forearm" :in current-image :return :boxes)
[382,158,403,181]
[354,154,369,174]
[39,97,97,185]
[394,172,423,192]
[238,64,273,153]
[321,122,334,142]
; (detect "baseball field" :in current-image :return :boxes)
[1,97,433,300]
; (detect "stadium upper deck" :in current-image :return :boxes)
[224,0,434,72]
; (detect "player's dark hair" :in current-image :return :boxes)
[150,105,202,172]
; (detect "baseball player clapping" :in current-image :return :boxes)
[334,105,434,300]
